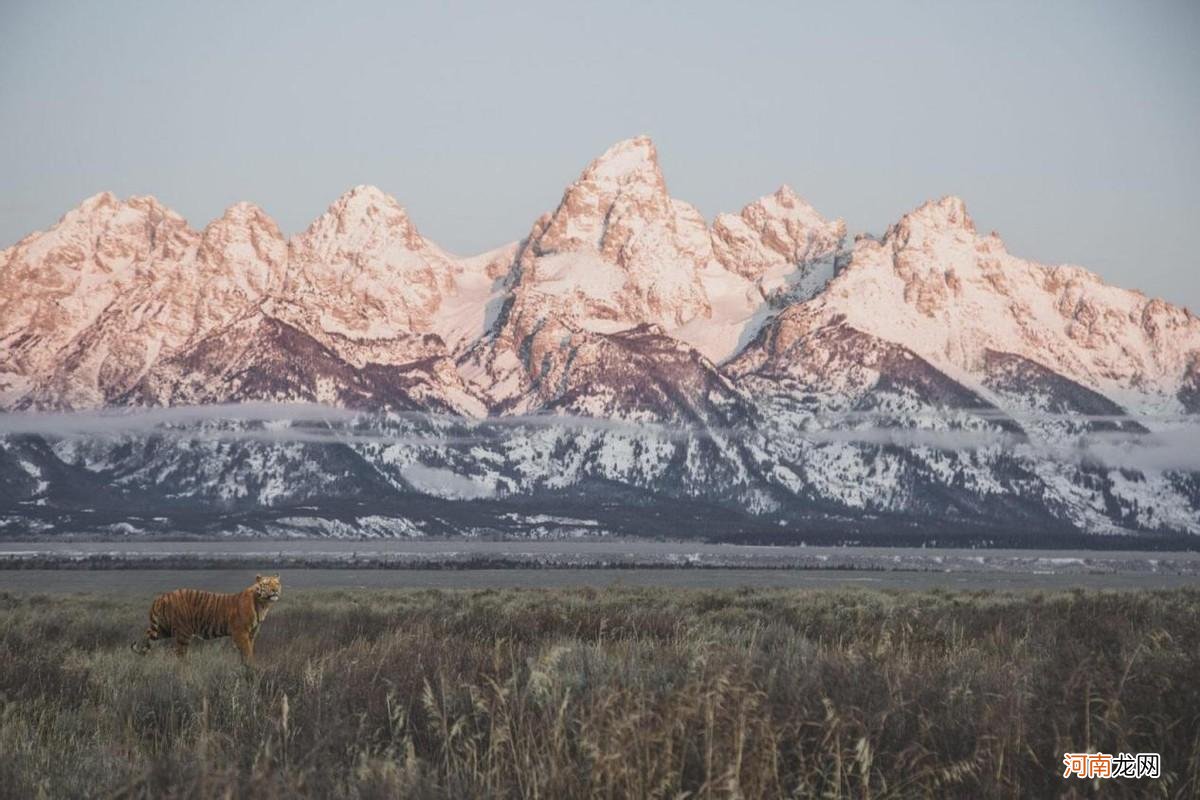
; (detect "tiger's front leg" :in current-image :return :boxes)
[233,629,254,667]
[132,603,171,654]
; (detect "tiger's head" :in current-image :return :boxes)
[254,574,282,603]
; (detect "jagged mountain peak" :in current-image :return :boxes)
[474,142,855,407]
[53,191,191,238]
[329,183,405,211]
[200,204,287,276]
[280,185,483,369]
[195,202,287,300]
[10,191,197,281]
[202,203,285,256]
[580,135,663,186]
[123,193,178,214]
[767,184,812,210]
[532,136,674,259]
[739,184,829,223]
[0,190,207,409]
[4,151,1200,538]
[299,184,420,245]
[712,184,845,281]
[214,200,276,225]
[75,190,120,213]
[67,190,175,218]
[3,150,1196,422]
[292,184,441,275]
[887,195,976,242]
[778,194,1200,411]
[498,136,714,368]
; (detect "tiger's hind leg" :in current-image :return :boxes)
[173,632,192,658]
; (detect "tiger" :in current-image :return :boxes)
[131,574,282,665]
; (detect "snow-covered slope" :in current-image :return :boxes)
[779,196,1200,415]
[2,138,1198,540]
[0,186,513,416]
[727,196,1200,537]
[463,136,845,411]
[0,193,201,408]
[282,186,477,361]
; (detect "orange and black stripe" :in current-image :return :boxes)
[131,576,280,665]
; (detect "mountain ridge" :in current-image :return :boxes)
[2,137,1198,540]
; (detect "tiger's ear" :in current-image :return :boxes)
[255,574,263,582]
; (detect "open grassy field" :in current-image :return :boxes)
[2,587,1198,798]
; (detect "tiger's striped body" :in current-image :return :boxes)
[131,574,281,664]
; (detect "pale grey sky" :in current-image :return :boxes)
[2,1,1198,310]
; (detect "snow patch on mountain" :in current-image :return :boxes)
[3,138,1199,539]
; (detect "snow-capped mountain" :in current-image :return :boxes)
[1,137,1197,541]
[461,136,844,413]
[757,196,1200,413]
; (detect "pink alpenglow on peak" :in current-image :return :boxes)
[1,141,1197,420]
[2,140,1200,538]
[577,135,664,186]
[743,195,1200,414]
[712,184,846,280]
[286,184,460,342]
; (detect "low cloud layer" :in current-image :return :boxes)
[1,403,1199,472]
[0,403,359,436]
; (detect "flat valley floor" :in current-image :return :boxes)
[3,540,1200,593]
[4,566,1200,593]
[2,584,1198,798]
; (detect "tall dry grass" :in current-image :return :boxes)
[0,587,1197,798]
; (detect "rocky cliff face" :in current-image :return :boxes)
[1,193,199,409]
[783,196,1200,412]
[1,138,1197,540]
[466,136,846,413]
